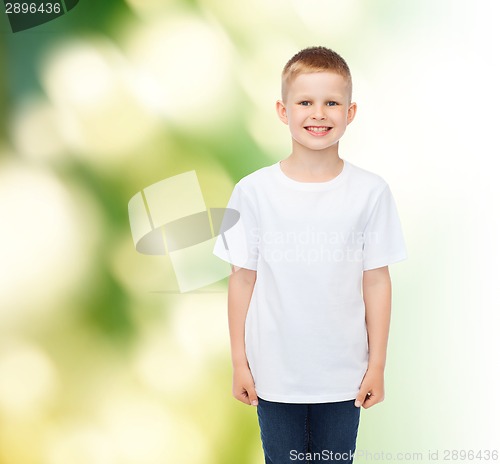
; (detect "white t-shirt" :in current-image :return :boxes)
[213,159,407,403]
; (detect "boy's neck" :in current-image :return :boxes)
[281,144,344,182]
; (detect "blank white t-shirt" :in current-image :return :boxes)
[213,159,407,403]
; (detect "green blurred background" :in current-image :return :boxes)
[1,0,499,463]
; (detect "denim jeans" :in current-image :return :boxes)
[256,397,360,464]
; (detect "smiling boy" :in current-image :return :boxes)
[213,46,407,463]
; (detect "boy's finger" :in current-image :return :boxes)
[236,391,251,405]
[233,387,250,405]
[247,386,259,406]
[354,390,371,407]
[241,395,252,405]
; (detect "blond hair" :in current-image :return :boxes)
[281,46,352,102]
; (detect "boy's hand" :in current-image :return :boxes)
[354,366,385,409]
[232,365,259,406]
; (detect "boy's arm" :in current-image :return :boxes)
[228,265,259,406]
[354,265,392,409]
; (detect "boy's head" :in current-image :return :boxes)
[276,46,357,152]
[281,46,352,103]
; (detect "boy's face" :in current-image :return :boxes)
[276,71,356,153]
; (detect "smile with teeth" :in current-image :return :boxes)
[305,126,332,134]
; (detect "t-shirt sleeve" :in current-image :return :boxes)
[212,183,260,271]
[362,184,407,271]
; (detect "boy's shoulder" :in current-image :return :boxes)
[346,160,389,192]
[235,163,274,190]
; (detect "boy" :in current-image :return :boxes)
[213,46,407,463]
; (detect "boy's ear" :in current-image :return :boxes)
[347,102,357,125]
[276,100,289,125]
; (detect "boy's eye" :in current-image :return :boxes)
[326,101,338,106]
[298,101,311,106]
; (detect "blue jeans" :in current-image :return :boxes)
[256,397,360,464]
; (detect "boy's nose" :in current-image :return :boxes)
[311,105,326,119]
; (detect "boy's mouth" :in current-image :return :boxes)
[304,126,332,136]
